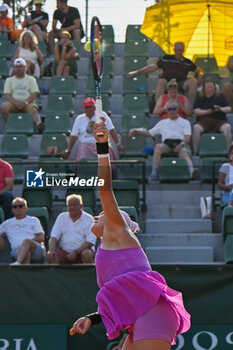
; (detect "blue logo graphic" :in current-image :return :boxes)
[26,168,45,187]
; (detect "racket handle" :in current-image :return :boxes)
[95,97,104,136]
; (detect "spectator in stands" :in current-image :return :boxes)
[224,62,233,110]
[0,3,13,41]
[218,144,233,206]
[0,197,45,265]
[62,97,124,161]
[0,158,14,220]
[193,78,232,155]
[48,0,84,54]
[22,0,49,42]
[0,58,45,134]
[153,79,192,119]
[54,30,78,77]
[14,29,45,78]
[47,194,96,264]
[128,41,203,106]
[128,99,199,181]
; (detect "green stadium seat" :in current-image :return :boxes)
[194,55,219,75]
[72,39,81,52]
[26,207,49,237]
[125,40,148,58]
[38,40,48,57]
[49,76,76,96]
[0,134,29,158]
[125,25,148,41]
[121,113,147,133]
[118,158,146,183]
[47,95,74,117]
[123,94,149,115]
[88,57,113,77]
[0,41,12,59]
[76,159,98,179]
[86,74,112,96]
[0,207,5,223]
[22,188,53,211]
[222,206,233,241]
[224,234,233,263]
[0,77,4,96]
[112,180,140,209]
[3,157,25,184]
[159,158,190,183]
[120,133,147,157]
[123,57,148,75]
[0,58,8,78]
[38,156,69,177]
[199,133,228,158]
[44,113,71,135]
[66,186,96,210]
[40,133,68,157]
[200,157,228,183]
[103,40,115,58]
[102,25,114,42]
[5,113,34,136]
[123,75,148,94]
[119,206,138,222]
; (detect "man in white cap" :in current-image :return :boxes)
[0,58,45,134]
[62,97,124,161]
[22,0,49,42]
[0,3,13,40]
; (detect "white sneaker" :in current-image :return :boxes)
[10,261,21,265]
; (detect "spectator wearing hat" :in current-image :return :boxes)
[48,0,84,55]
[153,79,192,119]
[0,3,13,40]
[22,0,49,42]
[14,29,45,78]
[62,97,124,161]
[0,58,45,134]
[54,30,78,77]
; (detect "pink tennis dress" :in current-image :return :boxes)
[95,245,191,344]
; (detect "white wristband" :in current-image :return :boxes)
[97,153,109,159]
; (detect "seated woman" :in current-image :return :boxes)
[153,79,192,119]
[14,29,44,78]
[54,31,79,77]
[218,144,233,206]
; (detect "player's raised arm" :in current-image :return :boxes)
[94,119,127,234]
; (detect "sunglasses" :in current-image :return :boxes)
[167,106,177,111]
[12,204,25,209]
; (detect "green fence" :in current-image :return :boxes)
[0,265,233,350]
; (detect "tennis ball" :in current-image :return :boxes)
[84,40,91,52]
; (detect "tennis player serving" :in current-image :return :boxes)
[70,118,191,350]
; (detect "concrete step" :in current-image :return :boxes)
[146,204,201,219]
[139,233,224,261]
[146,218,212,233]
[145,246,214,264]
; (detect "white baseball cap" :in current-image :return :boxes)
[14,58,26,66]
[0,4,9,11]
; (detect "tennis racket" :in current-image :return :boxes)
[90,16,104,135]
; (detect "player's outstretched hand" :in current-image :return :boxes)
[70,317,92,336]
[94,117,109,143]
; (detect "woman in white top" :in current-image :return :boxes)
[14,29,44,78]
[218,144,233,206]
